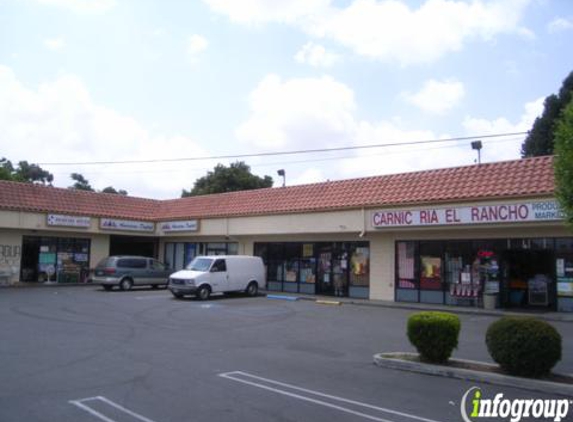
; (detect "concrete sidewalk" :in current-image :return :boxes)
[266,291,573,323]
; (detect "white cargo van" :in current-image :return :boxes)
[168,255,265,300]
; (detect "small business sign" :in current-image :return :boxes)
[372,200,564,229]
[159,220,199,233]
[47,214,91,228]
[100,218,155,232]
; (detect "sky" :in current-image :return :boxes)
[1,0,572,199]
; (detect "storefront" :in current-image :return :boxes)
[371,198,573,312]
[20,236,91,283]
[394,237,573,312]
[254,241,370,298]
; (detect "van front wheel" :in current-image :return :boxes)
[196,285,211,301]
[246,282,258,297]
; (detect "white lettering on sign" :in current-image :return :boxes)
[372,200,564,228]
[47,214,91,228]
[100,218,155,232]
[160,220,199,233]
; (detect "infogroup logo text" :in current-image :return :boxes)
[460,387,571,422]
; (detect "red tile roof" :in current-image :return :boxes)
[0,182,160,220]
[0,156,556,221]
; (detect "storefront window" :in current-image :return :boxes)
[419,242,443,290]
[21,236,90,283]
[254,241,369,297]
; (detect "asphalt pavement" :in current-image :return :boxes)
[1,286,571,422]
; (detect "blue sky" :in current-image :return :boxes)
[1,0,572,198]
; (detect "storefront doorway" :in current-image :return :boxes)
[109,235,158,257]
[502,250,556,310]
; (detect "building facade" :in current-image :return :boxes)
[1,155,572,312]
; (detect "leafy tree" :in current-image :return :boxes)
[554,99,573,226]
[182,161,273,197]
[102,186,128,195]
[522,71,573,157]
[70,173,94,191]
[0,158,15,181]
[0,158,53,184]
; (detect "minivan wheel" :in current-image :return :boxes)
[246,282,258,297]
[196,285,211,301]
[120,278,133,291]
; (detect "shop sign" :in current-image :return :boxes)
[100,218,155,232]
[47,214,91,228]
[160,220,199,233]
[372,200,564,228]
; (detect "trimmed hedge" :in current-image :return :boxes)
[407,311,461,364]
[486,316,562,378]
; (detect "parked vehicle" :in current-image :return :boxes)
[93,256,171,291]
[168,255,265,300]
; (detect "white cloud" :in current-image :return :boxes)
[294,42,340,67]
[0,65,209,198]
[402,79,465,115]
[33,0,116,13]
[43,37,65,51]
[201,0,330,25]
[462,96,544,161]
[204,0,533,65]
[236,74,356,149]
[187,35,208,63]
[548,17,573,33]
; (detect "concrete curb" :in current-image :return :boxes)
[373,352,573,397]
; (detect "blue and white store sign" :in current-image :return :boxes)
[160,220,199,233]
[47,214,91,228]
[100,218,155,232]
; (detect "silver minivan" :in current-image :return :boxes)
[93,256,171,291]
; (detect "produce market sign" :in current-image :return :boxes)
[47,214,91,228]
[100,218,155,232]
[372,200,564,228]
[160,220,199,233]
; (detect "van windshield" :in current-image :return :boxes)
[186,258,213,272]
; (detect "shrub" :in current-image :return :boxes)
[486,317,562,378]
[407,311,461,364]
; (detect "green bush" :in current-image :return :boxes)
[407,311,461,363]
[486,317,562,378]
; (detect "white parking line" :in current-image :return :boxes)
[69,396,159,422]
[219,371,445,422]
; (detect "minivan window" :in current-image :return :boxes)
[186,257,213,272]
[150,260,166,270]
[211,259,226,272]
[96,257,115,267]
[117,258,147,269]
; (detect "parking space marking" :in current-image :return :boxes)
[219,371,444,422]
[134,295,170,300]
[69,396,159,422]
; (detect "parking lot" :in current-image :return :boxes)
[1,286,572,422]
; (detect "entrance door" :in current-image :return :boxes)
[502,250,556,310]
[316,245,349,297]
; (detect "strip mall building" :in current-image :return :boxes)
[1,155,572,312]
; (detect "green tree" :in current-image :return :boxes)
[182,161,273,197]
[522,71,573,157]
[70,173,94,191]
[554,99,573,226]
[102,186,128,195]
[0,158,54,184]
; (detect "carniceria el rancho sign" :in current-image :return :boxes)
[372,200,564,228]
